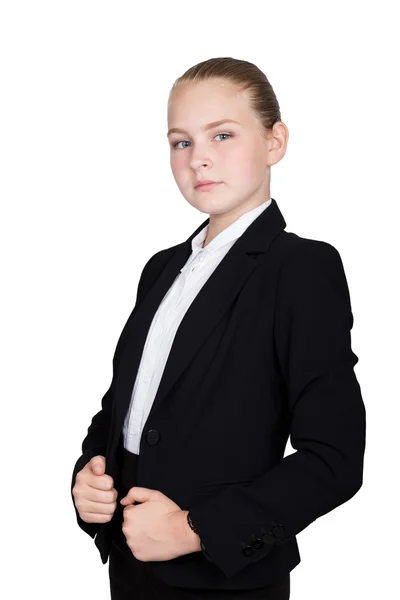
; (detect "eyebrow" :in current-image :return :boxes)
[167,119,241,137]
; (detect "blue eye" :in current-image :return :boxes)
[215,133,232,141]
[173,140,190,149]
[172,133,232,149]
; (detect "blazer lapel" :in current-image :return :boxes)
[112,198,286,452]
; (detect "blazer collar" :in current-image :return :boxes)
[188,198,272,259]
[113,198,286,448]
[182,197,286,256]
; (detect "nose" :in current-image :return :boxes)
[189,145,213,171]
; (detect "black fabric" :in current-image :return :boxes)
[109,446,290,599]
[72,198,365,590]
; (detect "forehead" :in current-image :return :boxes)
[167,80,253,133]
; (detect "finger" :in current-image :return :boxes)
[123,503,137,513]
[120,488,135,504]
[87,472,115,491]
[79,509,115,524]
[89,455,106,475]
[76,498,117,517]
[120,487,158,505]
[83,487,118,504]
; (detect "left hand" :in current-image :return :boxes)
[120,487,193,562]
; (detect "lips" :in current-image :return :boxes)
[195,180,222,190]
[196,183,221,191]
[195,180,217,188]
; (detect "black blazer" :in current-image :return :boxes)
[71,198,366,590]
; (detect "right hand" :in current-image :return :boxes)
[72,456,118,524]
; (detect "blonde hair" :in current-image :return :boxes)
[169,57,282,134]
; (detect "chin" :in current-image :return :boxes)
[186,198,213,214]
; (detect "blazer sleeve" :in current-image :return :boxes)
[187,240,366,580]
[71,253,156,538]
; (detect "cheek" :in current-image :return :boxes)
[241,145,265,177]
[218,146,241,169]
[222,146,253,178]
[170,155,186,180]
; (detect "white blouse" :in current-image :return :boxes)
[123,198,272,454]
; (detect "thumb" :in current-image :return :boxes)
[90,455,106,475]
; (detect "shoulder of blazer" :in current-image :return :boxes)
[272,232,350,313]
[148,246,178,270]
[271,230,343,271]
[133,245,182,308]
[142,246,178,288]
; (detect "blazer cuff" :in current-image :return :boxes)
[187,491,282,580]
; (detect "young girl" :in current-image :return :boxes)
[71,57,366,600]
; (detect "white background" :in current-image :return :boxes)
[1,1,398,598]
